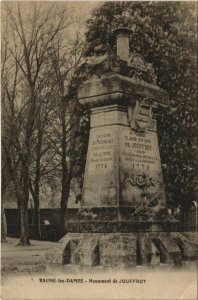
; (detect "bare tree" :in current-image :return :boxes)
[29,80,61,239]
[1,30,21,241]
[1,2,71,244]
[2,1,89,243]
[48,35,88,234]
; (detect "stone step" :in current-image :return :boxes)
[46,232,198,268]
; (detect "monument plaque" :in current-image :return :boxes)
[119,127,166,209]
[82,126,118,207]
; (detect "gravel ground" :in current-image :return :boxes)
[1,237,57,274]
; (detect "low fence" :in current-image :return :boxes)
[6,224,62,241]
[5,209,62,241]
[179,208,197,232]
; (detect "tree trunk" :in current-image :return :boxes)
[60,181,70,236]
[1,189,7,242]
[29,180,41,240]
[18,157,31,245]
[32,119,42,240]
[60,101,69,236]
[1,207,7,242]
[18,202,30,245]
[34,202,41,240]
[17,198,21,236]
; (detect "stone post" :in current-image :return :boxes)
[113,27,132,61]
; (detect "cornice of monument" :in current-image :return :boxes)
[85,51,157,86]
[78,72,169,108]
[78,27,168,108]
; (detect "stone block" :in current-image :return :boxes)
[46,233,83,267]
[91,105,128,127]
[62,239,80,265]
[151,233,181,265]
[150,242,160,265]
[78,74,169,107]
[99,233,137,267]
[71,234,101,266]
[137,234,160,265]
[182,232,198,246]
[46,248,64,265]
[100,186,117,206]
[58,232,83,245]
[170,232,198,260]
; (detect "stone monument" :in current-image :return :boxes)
[47,28,197,268]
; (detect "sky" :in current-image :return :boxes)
[1,1,101,41]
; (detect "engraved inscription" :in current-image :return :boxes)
[120,128,160,172]
[87,130,116,172]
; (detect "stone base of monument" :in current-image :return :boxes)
[66,208,179,233]
[46,231,197,269]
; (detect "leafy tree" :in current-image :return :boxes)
[84,2,197,210]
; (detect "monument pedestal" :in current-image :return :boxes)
[46,232,197,268]
[66,73,178,235]
[46,29,197,268]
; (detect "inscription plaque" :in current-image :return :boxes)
[87,128,117,173]
[82,126,119,207]
[118,126,166,207]
[119,128,161,172]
